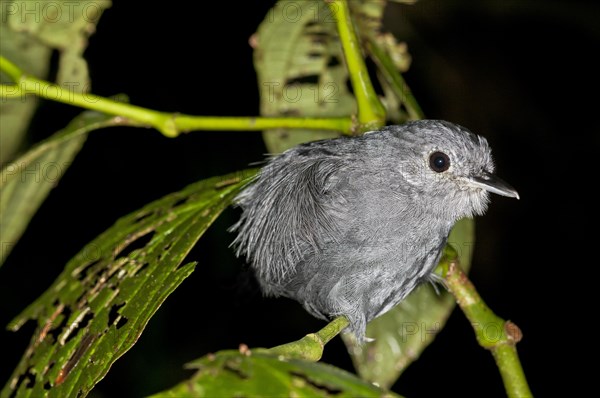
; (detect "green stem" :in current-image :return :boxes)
[4,78,169,132]
[365,36,424,120]
[172,115,352,133]
[266,316,350,361]
[437,247,532,398]
[492,343,531,398]
[0,55,22,81]
[0,56,353,137]
[328,0,385,132]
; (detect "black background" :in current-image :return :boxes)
[1,1,598,397]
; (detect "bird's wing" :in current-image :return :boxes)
[231,145,350,283]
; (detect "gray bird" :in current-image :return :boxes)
[231,120,519,343]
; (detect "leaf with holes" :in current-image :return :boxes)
[0,110,126,267]
[253,0,403,153]
[342,217,475,388]
[150,350,403,398]
[2,169,257,398]
[253,0,357,153]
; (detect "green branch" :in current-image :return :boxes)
[0,56,353,137]
[0,55,22,81]
[264,316,350,361]
[365,36,424,120]
[328,0,386,132]
[437,247,532,398]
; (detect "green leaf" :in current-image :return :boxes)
[150,350,403,398]
[0,111,124,266]
[1,1,111,265]
[253,1,409,152]
[7,0,111,51]
[342,217,475,388]
[0,3,51,163]
[0,0,111,163]
[8,0,112,93]
[253,0,356,153]
[2,170,256,398]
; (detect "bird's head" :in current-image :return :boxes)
[380,120,519,222]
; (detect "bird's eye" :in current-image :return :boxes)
[429,152,450,173]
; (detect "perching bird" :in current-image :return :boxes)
[231,120,519,343]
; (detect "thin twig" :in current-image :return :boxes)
[0,56,353,137]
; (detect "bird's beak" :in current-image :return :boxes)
[468,171,520,199]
